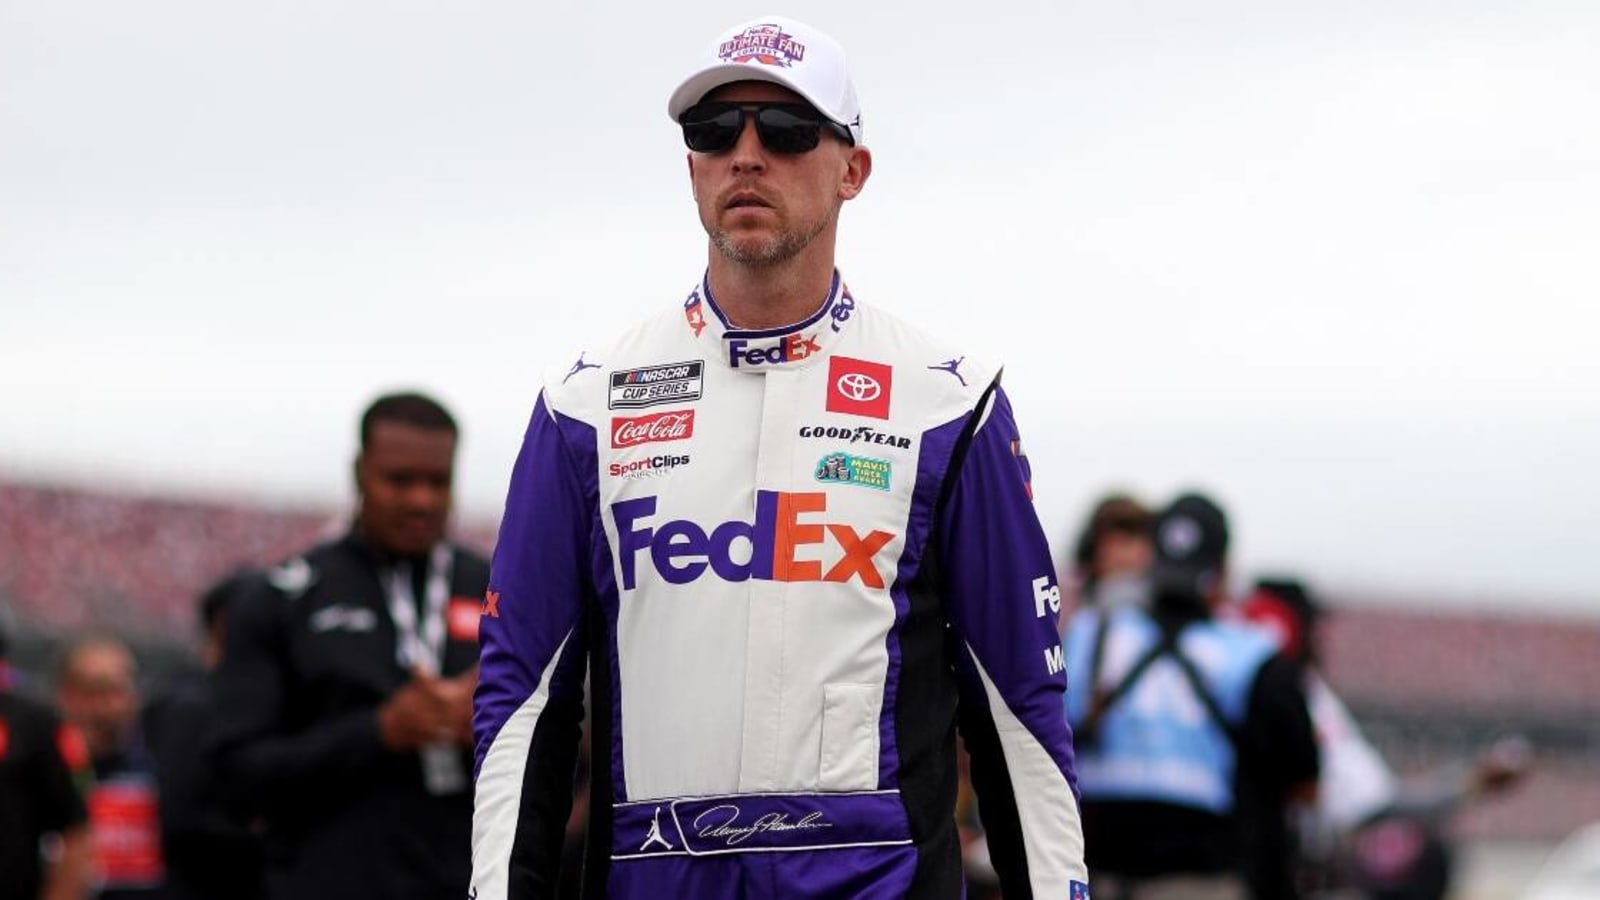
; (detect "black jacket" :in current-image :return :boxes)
[0,686,88,900]
[208,532,489,900]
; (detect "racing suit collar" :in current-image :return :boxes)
[684,270,856,371]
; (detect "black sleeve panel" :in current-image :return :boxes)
[958,695,1034,900]
[507,623,588,900]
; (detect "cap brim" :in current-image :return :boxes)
[667,63,846,129]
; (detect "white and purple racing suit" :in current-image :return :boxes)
[471,273,1088,899]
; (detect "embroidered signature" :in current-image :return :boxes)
[691,805,833,847]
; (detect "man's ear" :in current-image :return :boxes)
[352,454,365,495]
[688,153,699,200]
[838,145,873,201]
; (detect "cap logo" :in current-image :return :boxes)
[719,23,807,68]
[1159,516,1203,560]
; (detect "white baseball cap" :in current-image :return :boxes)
[667,16,864,145]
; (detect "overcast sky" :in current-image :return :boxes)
[3,1,1596,616]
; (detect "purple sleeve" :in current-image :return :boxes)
[938,383,1088,894]
[471,393,595,900]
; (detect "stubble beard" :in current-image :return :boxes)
[710,209,834,269]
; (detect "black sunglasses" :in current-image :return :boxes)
[680,101,855,155]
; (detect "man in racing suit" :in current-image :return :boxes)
[471,16,1088,899]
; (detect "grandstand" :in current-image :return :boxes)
[0,477,492,639]
[1319,606,1600,844]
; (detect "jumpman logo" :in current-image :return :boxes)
[928,356,967,386]
[640,806,674,852]
[563,352,601,384]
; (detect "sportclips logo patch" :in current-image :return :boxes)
[826,357,892,419]
[719,23,806,67]
[612,410,695,448]
[609,454,691,480]
[609,361,704,410]
[613,491,895,590]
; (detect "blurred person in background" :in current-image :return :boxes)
[207,392,489,900]
[1,619,93,900]
[142,570,265,900]
[55,636,163,899]
[1064,492,1320,900]
[1237,578,1396,890]
[1068,493,1156,613]
[1237,579,1530,900]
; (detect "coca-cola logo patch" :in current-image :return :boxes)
[611,410,696,449]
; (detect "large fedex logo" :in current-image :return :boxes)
[613,491,894,591]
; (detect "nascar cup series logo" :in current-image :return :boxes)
[719,23,806,67]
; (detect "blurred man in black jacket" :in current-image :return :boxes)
[208,392,489,900]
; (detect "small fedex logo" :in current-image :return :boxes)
[729,332,820,368]
[826,357,892,420]
[719,23,806,67]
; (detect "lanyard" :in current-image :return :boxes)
[386,543,453,675]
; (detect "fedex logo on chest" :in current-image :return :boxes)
[613,491,895,591]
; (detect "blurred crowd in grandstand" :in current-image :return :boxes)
[2,472,1596,899]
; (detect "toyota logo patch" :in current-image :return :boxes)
[826,357,893,419]
[836,372,882,402]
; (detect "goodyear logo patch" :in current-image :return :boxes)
[814,452,891,491]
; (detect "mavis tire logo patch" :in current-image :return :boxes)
[826,357,892,419]
[609,454,691,479]
[609,361,704,410]
[814,452,891,491]
[612,410,695,448]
